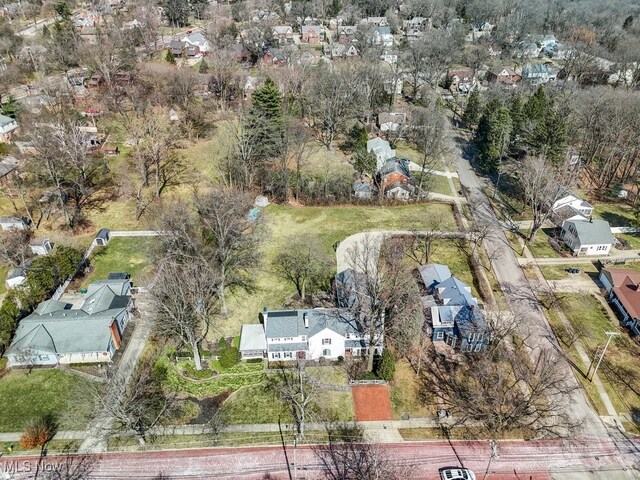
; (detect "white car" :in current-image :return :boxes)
[439,467,477,480]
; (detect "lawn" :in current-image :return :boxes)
[0,264,8,295]
[539,263,599,281]
[390,361,434,419]
[429,239,476,296]
[221,203,456,337]
[591,203,640,249]
[306,366,349,386]
[527,227,563,258]
[81,237,157,288]
[395,142,449,171]
[0,370,94,432]
[546,293,640,416]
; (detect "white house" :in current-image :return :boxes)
[30,238,53,256]
[561,218,614,256]
[5,263,28,289]
[239,307,382,361]
[378,112,406,133]
[5,276,133,367]
[0,216,27,231]
[552,192,594,217]
[181,31,210,54]
[0,114,18,142]
[367,137,396,170]
[372,27,394,47]
[522,63,557,85]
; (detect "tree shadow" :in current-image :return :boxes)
[599,211,634,228]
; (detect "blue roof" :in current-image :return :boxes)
[436,276,477,306]
[419,264,451,291]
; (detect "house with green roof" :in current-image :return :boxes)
[5,275,133,367]
[560,218,614,256]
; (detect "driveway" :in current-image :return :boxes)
[447,126,607,437]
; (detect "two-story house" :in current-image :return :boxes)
[272,25,294,44]
[522,63,557,85]
[239,307,382,361]
[337,26,357,44]
[560,218,614,256]
[447,68,476,94]
[367,137,396,170]
[301,25,322,44]
[550,191,594,226]
[376,157,414,199]
[5,275,134,367]
[486,67,521,86]
[419,263,489,352]
[599,268,640,335]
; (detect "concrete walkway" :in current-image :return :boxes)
[407,162,460,178]
[518,250,640,265]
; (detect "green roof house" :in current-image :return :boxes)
[5,276,133,367]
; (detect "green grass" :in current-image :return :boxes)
[390,361,435,419]
[539,263,599,281]
[0,264,8,295]
[223,383,292,424]
[547,293,640,416]
[0,370,93,432]
[527,228,562,258]
[82,237,157,287]
[428,240,475,295]
[306,366,349,386]
[395,142,449,171]
[592,203,640,248]
[221,203,456,337]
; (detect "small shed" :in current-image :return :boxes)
[254,196,269,207]
[30,238,53,256]
[102,144,119,156]
[0,216,27,231]
[94,228,111,246]
[239,324,266,359]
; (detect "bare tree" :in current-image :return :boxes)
[38,447,96,480]
[273,236,332,301]
[150,259,221,370]
[315,423,406,480]
[195,188,261,315]
[345,236,423,371]
[518,155,577,241]
[0,229,33,268]
[271,362,317,440]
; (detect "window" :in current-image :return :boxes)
[38,355,49,361]
[284,352,292,359]
[322,349,331,357]
[271,338,280,342]
[283,337,293,341]
[322,338,332,345]
[436,331,444,339]
[301,336,307,341]
[272,352,281,359]
[474,344,482,352]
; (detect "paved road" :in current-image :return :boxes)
[447,126,607,437]
[519,251,640,265]
[1,438,637,479]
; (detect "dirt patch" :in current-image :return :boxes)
[352,385,393,421]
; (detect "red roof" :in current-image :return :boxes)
[606,268,640,319]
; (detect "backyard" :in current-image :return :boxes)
[221,202,457,337]
[81,237,157,288]
[0,369,94,432]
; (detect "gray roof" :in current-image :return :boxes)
[0,216,24,225]
[265,308,359,339]
[523,63,552,76]
[436,276,476,306]
[301,25,322,34]
[0,157,18,178]
[565,219,614,246]
[0,114,16,127]
[376,26,391,34]
[6,277,131,356]
[239,324,266,352]
[268,342,308,352]
[345,339,366,348]
[418,263,452,291]
[86,278,131,297]
[552,204,586,224]
[378,157,411,177]
[183,32,207,46]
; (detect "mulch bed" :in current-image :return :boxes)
[351,385,393,421]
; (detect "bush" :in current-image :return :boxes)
[218,337,228,351]
[357,371,379,381]
[219,346,240,369]
[375,349,396,382]
[19,414,57,450]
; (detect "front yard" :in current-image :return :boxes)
[544,293,640,417]
[0,369,94,432]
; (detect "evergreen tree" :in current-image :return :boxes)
[530,106,567,164]
[247,77,284,160]
[198,59,209,73]
[462,90,481,129]
[508,94,525,151]
[1,95,20,119]
[353,149,376,176]
[475,100,512,174]
[375,349,396,381]
[166,48,176,64]
[523,86,547,123]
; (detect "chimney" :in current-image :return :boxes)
[262,307,268,330]
[303,312,309,328]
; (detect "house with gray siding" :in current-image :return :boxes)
[5,276,133,367]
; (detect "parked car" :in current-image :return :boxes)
[439,467,477,480]
[565,267,581,274]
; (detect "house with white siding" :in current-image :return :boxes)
[5,275,133,367]
[560,218,614,256]
[239,307,383,362]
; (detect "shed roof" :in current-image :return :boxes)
[418,263,452,291]
[239,324,266,352]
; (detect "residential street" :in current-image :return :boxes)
[447,126,608,437]
[1,438,638,479]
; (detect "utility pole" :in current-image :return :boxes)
[589,331,619,382]
[293,435,298,480]
[483,439,499,480]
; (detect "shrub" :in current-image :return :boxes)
[19,414,57,450]
[375,349,396,382]
[357,371,379,381]
[218,337,228,351]
[219,346,240,369]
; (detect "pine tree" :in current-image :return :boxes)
[523,86,547,122]
[247,77,284,160]
[165,48,176,64]
[462,90,481,129]
[1,95,20,119]
[198,60,209,73]
[508,94,525,151]
[475,100,512,174]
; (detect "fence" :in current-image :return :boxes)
[109,230,166,237]
[348,379,387,385]
[610,226,640,234]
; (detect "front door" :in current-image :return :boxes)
[297,351,306,360]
